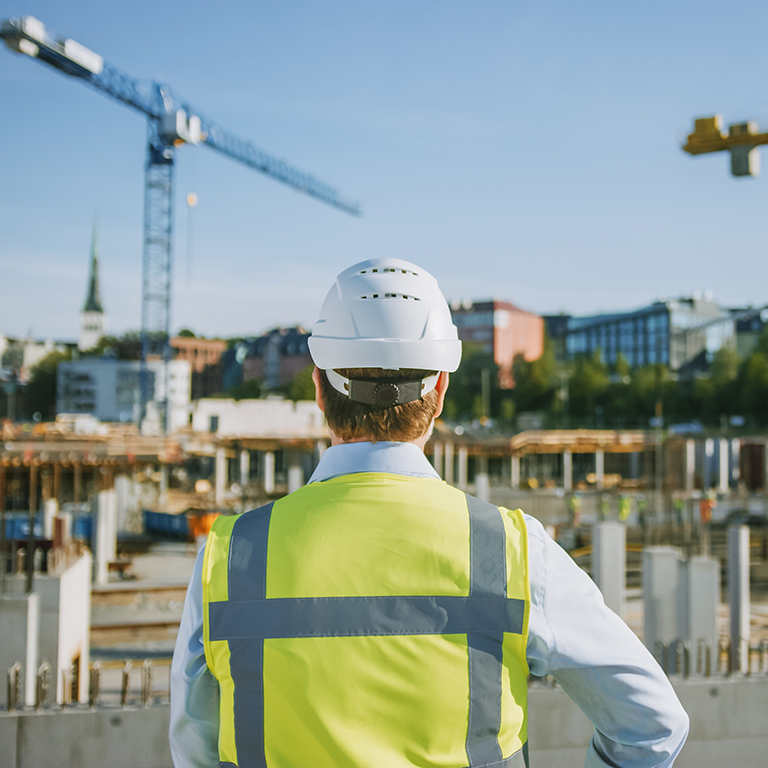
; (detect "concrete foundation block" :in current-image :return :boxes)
[592,522,625,617]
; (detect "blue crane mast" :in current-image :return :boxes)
[1,15,360,431]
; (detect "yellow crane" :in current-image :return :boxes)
[682,114,768,176]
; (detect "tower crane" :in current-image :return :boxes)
[682,113,768,177]
[1,15,360,430]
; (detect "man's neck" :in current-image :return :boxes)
[328,426,433,452]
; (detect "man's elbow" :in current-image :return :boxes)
[664,699,690,759]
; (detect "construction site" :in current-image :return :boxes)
[3,7,768,768]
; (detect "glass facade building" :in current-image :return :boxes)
[549,297,735,372]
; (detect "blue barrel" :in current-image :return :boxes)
[4,513,44,540]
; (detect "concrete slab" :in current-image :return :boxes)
[14,706,172,768]
[0,716,17,768]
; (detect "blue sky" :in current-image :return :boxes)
[2,1,768,341]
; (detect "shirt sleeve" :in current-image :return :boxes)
[523,515,689,768]
[169,546,220,768]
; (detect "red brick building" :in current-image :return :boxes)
[451,300,544,388]
[171,336,227,373]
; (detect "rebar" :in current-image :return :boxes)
[120,660,132,707]
[718,638,728,675]
[35,661,51,710]
[141,659,152,707]
[6,662,22,711]
[61,668,71,709]
[680,641,691,679]
[697,639,712,678]
[89,662,101,708]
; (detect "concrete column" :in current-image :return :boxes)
[457,447,468,490]
[53,462,61,503]
[685,440,695,494]
[107,488,117,564]
[511,455,520,489]
[476,457,490,503]
[444,442,454,485]
[678,556,719,671]
[704,438,714,490]
[239,449,250,488]
[73,462,82,505]
[592,521,625,617]
[94,490,114,585]
[0,592,39,707]
[728,525,751,673]
[316,440,328,462]
[764,441,768,494]
[718,438,729,493]
[159,464,169,501]
[731,438,741,486]
[215,447,227,505]
[288,454,304,494]
[642,546,682,672]
[433,443,443,479]
[629,451,640,480]
[563,450,573,492]
[595,450,605,490]
[114,474,131,533]
[263,451,275,495]
[43,498,58,540]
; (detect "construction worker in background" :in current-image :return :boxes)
[169,258,688,768]
[619,494,632,522]
[569,492,582,528]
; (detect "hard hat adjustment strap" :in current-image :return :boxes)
[325,369,439,405]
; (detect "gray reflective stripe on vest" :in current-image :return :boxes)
[209,595,524,640]
[217,494,525,768]
[227,501,274,768]
[465,494,507,766]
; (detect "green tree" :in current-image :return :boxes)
[512,335,557,415]
[228,378,263,400]
[177,328,196,338]
[739,352,768,427]
[568,351,609,426]
[26,350,71,419]
[443,344,499,420]
[288,364,316,401]
[85,331,142,359]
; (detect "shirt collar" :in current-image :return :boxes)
[308,441,440,484]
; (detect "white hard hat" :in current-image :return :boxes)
[309,258,462,404]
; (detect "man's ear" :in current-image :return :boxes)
[433,371,449,419]
[312,367,325,413]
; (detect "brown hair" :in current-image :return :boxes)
[318,368,440,443]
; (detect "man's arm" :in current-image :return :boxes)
[524,515,689,768]
[169,547,220,768]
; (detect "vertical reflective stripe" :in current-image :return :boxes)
[465,494,506,766]
[227,502,273,768]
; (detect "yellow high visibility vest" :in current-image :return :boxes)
[202,472,530,768]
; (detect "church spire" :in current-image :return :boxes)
[83,223,104,313]
[79,221,106,352]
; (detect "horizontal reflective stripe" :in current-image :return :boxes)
[209,595,525,641]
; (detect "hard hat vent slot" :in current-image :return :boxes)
[359,293,421,301]
[358,267,419,276]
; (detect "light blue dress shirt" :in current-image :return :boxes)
[170,441,689,768]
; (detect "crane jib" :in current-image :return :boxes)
[1,13,361,432]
